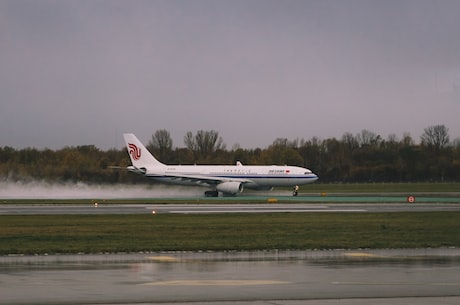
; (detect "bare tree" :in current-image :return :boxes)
[421,124,450,151]
[184,131,197,152]
[147,129,173,162]
[357,129,381,147]
[196,130,223,155]
[184,130,225,160]
[341,132,359,151]
[271,138,299,149]
[401,132,414,146]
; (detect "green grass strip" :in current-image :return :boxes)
[1,212,459,255]
[305,182,460,193]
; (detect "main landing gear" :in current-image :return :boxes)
[205,190,219,197]
[292,185,299,197]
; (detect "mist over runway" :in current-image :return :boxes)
[1,180,459,215]
[0,181,204,199]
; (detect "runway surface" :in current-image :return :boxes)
[1,202,460,215]
[1,249,459,305]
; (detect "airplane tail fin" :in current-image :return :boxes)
[123,133,166,168]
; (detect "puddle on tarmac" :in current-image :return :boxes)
[1,248,459,267]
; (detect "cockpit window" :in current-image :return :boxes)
[304,170,312,174]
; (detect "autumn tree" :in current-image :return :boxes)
[264,138,303,166]
[1,125,460,184]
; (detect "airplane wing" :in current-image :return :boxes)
[162,173,251,186]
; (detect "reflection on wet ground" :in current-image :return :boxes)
[1,249,460,305]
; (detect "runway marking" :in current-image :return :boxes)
[141,279,290,286]
[146,256,180,262]
[332,281,460,286]
[168,209,366,214]
[344,252,380,258]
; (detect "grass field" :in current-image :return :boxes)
[1,183,459,255]
[1,212,459,255]
[304,182,460,193]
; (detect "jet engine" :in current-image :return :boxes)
[216,181,244,195]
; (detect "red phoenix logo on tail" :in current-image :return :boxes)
[128,143,141,161]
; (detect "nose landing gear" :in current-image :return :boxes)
[292,185,299,197]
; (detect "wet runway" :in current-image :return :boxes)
[1,249,460,305]
[1,202,460,215]
[2,198,459,304]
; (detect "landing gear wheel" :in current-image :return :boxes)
[205,190,219,197]
[292,185,299,197]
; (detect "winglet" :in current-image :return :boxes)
[123,133,166,168]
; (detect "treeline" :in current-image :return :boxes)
[1,125,460,184]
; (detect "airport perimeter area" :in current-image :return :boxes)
[1,191,460,305]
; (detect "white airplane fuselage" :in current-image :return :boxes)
[135,164,317,189]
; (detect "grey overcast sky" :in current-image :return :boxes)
[1,0,459,150]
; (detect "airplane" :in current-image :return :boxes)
[122,133,318,197]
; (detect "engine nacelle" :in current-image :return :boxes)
[216,182,243,195]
